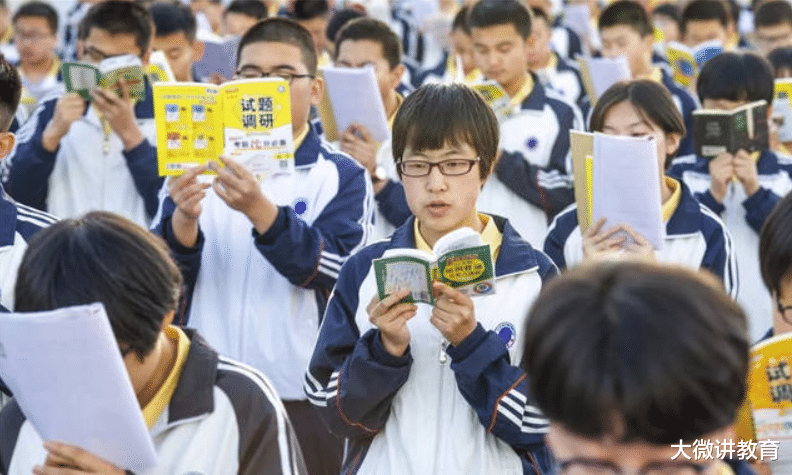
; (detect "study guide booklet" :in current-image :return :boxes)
[665,40,723,88]
[774,79,792,143]
[61,54,146,102]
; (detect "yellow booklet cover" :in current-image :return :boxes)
[570,130,594,231]
[154,78,294,178]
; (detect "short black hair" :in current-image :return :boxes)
[237,17,318,75]
[467,0,532,40]
[452,6,471,35]
[521,262,749,444]
[653,3,680,23]
[0,55,21,130]
[768,46,792,75]
[13,1,58,34]
[697,51,774,104]
[336,18,402,69]
[326,8,365,43]
[680,0,729,35]
[225,0,268,20]
[392,83,498,180]
[149,1,197,42]
[78,1,153,55]
[290,0,329,21]
[14,212,183,361]
[599,0,653,37]
[761,191,792,296]
[590,80,686,169]
[754,0,792,29]
[529,6,550,25]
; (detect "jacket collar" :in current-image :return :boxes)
[166,329,218,425]
[666,178,705,236]
[295,125,322,168]
[0,189,18,247]
[520,72,547,112]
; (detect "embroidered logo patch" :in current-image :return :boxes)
[495,322,516,349]
[292,199,308,215]
[526,137,539,150]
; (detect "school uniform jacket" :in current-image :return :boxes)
[305,215,557,475]
[543,179,738,297]
[669,150,792,341]
[535,52,590,118]
[1,79,162,228]
[151,126,374,400]
[478,76,584,249]
[0,330,307,475]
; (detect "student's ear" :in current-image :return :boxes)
[309,75,325,107]
[0,132,15,162]
[161,310,175,329]
[665,132,682,157]
[388,63,406,91]
[192,40,206,63]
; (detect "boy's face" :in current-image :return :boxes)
[14,16,57,67]
[774,272,792,334]
[450,29,476,76]
[81,28,149,66]
[297,16,328,57]
[526,17,552,67]
[152,32,205,83]
[236,41,323,137]
[336,39,405,104]
[683,20,728,46]
[755,22,792,58]
[471,23,531,93]
[223,12,259,37]
[654,14,681,44]
[600,25,653,78]
[400,141,485,246]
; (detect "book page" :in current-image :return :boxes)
[0,303,158,473]
[665,41,696,88]
[471,81,514,122]
[373,252,434,304]
[98,54,145,102]
[432,226,482,257]
[321,66,390,143]
[147,50,176,83]
[193,34,239,83]
[61,62,101,101]
[579,57,631,101]
[774,79,792,142]
[692,40,723,66]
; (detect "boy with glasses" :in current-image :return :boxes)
[307,83,557,475]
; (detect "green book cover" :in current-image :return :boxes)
[62,54,146,102]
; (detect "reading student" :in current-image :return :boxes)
[306,83,558,475]
[468,0,584,248]
[1,1,163,228]
[669,51,792,342]
[0,211,306,475]
[151,18,372,475]
[544,80,737,298]
[149,2,205,84]
[521,262,756,475]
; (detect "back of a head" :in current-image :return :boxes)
[0,55,21,131]
[335,17,402,69]
[755,0,792,29]
[599,0,653,37]
[768,46,792,75]
[326,8,365,43]
[521,261,749,444]
[590,80,686,139]
[392,83,499,180]
[681,0,729,35]
[149,1,197,42]
[13,1,58,35]
[467,0,532,40]
[78,0,153,54]
[225,0,268,21]
[760,191,792,296]
[14,212,183,361]
[290,0,329,21]
[697,51,774,104]
[237,17,318,75]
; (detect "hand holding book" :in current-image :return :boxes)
[430,281,477,347]
[367,290,417,358]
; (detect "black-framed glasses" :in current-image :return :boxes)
[234,66,315,83]
[82,45,131,63]
[398,158,480,177]
[557,458,708,475]
[779,298,792,324]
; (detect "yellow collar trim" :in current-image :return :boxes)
[546,52,559,72]
[446,54,483,84]
[293,124,310,150]
[661,176,682,222]
[510,74,534,107]
[141,325,191,429]
[387,92,404,130]
[414,213,503,261]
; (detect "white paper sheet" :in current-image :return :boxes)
[193,34,239,82]
[583,56,631,98]
[321,66,390,143]
[0,303,158,473]
[591,133,665,250]
[563,4,591,43]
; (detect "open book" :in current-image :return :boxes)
[320,66,390,143]
[471,81,514,122]
[61,54,146,102]
[153,78,295,177]
[570,130,665,249]
[146,50,176,84]
[193,33,240,83]
[373,227,495,304]
[577,56,631,103]
[665,40,722,88]
[692,100,769,157]
[774,79,792,143]
[0,303,158,473]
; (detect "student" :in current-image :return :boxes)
[0,1,17,63]
[334,17,412,239]
[521,261,755,475]
[753,0,792,58]
[417,6,482,86]
[768,45,792,78]
[149,2,205,83]
[289,0,332,68]
[681,0,731,48]
[0,211,307,475]
[545,80,737,297]
[325,7,364,55]
[12,1,62,115]
[598,0,699,157]
[152,18,372,475]
[190,0,225,37]
[223,0,268,37]
[1,1,162,228]
[669,51,792,341]
[653,3,681,44]
[306,83,556,475]
[469,0,584,249]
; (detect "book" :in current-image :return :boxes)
[774,79,792,143]
[692,100,769,158]
[193,33,240,83]
[577,56,631,103]
[146,50,176,83]
[471,81,515,122]
[372,227,496,304]
[0,303,158,473]
[665,40,723,88]
[570,130,595,231]
[153,78,295,178]
[321,66,390,143]
[61,54,146,102]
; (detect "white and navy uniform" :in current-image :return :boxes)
[0,330,307,475]
[1,79,162,228]
[535,52,590,117]
[551,18,584,60]
[544,179,738,297]
[151,127,374,401]
[669,151,792,341]
[306,215,557,475]
[478,76,584,249]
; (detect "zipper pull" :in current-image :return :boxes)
[439,338,449,365]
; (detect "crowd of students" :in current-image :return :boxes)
[0,0,789,474]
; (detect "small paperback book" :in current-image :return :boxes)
[774,79,792,143]
[62,54,146,102]
[373,227,495,304]
[665,40,723,88]
[692,99,769,158]
[146,50,176,84]
[153,78,295,178]
[471,81,514,122]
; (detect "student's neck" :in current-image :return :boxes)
[20,56,55,80]
[660,176,672,204]
[383,90,399,119]
[136,333,176,408]
[633,62,655,80]
[529,50,552,70]
[419,216,484,249]
[292,122,308,141]
[504,73,529,98]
